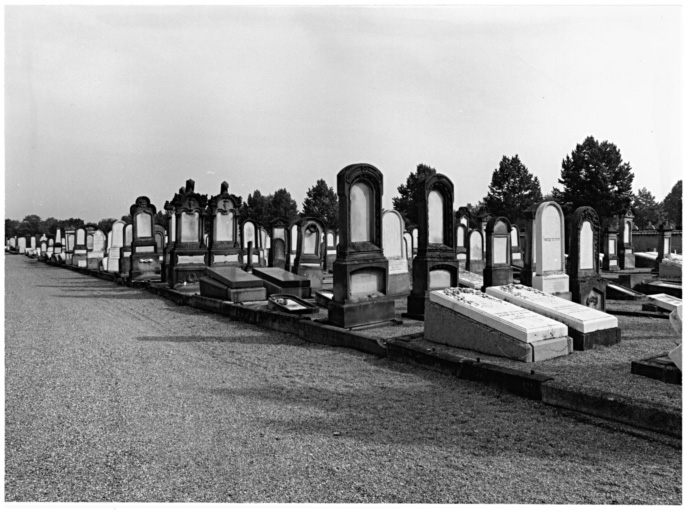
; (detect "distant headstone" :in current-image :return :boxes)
[120,224,133,275]
[240,219,262,269]
[383,210,410,296]
[328,163,395,328]
[510,224,523,268]
[286,223,298,271]
[601,216,620,271]
[292,216,326,290]
[532,201,571,300]
[411,228,418,257]
[568,206,607,311]
[17,237,26,254]
[105,221,125,273]
[325,230,337,270]
[655,222,674,270]
[483,217,514,289]
[520,204,539,287]
[618,209,635,270]
[207,181,240,267]
[406,168,459,320]
[72,227,88,267]
[87,229,107,270]
[129,196,162,281]
[269,217,289,269]
[466,229,484,274]
[252,267,312,298]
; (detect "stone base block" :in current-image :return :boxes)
[631,353,682,385]
[131,255,162,281]
[387,272,411,297]
[327,296,396,329]
[483,267,513,289]
[532,274,569,295]
[570,326,621,351]
[619,253,635,270]
[404,293,428,320]
[296,266,323,291]
[87,257,102,270]
[570,275,607,311]
[424,300,570,362]
[617,272,653,290]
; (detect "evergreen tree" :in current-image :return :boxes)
[631,188,665,229]
[97,218,118,234]
[552,136,634,227]
[662,180,682,229]
[392,163,436,229]
[482,155,543,223]
[301,179,338,231]
[239,190,270,226]
[267,188,299,224]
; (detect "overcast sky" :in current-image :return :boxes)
[4,5,682,223]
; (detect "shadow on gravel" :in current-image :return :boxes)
[136,334,304,345]
[55,292,154,300]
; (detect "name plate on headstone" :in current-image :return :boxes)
[430,288,567,343]
[135,246,155,253]
[214,254,239,263]
[493,237,508,265]
[177,255,205,265]
[77,260,87,268]
[109,248,121,258]
[487,284,617,333]
[388,258,408,275]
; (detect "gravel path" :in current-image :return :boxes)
[5,256,682,503]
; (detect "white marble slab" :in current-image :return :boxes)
[458,270,483,289]
[647,293,682,312]
[430,288,567,343]
[487,284,618,333]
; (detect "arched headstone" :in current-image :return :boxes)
[383,210,410,296]
[568,206,606,311]
[532,201,570,298]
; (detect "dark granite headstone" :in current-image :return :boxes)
[483,217,514,289]
[568,206,607,311]
[618,209,635,270]
[207,181,240,268]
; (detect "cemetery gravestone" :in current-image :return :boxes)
[455,221,468,270]
[483,217,514,289]
[328,163,395,328]
[120,224,133,276]
[240,219,262,269]
[106,220,125,273]
[510,224,523,268]
[325,230,337,270]
[128,196,162,282]
[72,227,88,267]
[252,267,312,298]
[164,201,176,282]
[466,229,484,274]
[168,179,209,288]
[618,209,635,270]
[207,181,240,268]
[406,169,459,320]
[568,206,607,311]
[403,232,413,273]
[286,222,298,271]
[292,216,326,290]
[425,288,571,362]
[487,284,620,351]
[65,229,75,265]
[656,222,674,269]
[154,225,165,268]
[268,217,289,269]
[532,201,571,300]
[17,237,26,255]
[411,228,418,257]
[87,229,107,270]
[382,210,411,296]
[601,217,620,271]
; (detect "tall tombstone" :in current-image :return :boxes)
[532,201,571,299]
[510,223,523,268]
[120,223,133,276]
[106,221,125,273]
[39,236,47,258]
[292,216,326,290]
[328,163,395,328]
[601,216,620,271]
[17,237,26,254]
[30,236,36,251]
[618,209,635,270]
[54,228,63,256]
[64,229,75,265]
[483,217,514,289]
[403,231,413,273]
[383,210,411,296]
[406,168,459,319]
[325,229,337,270]
[286,222,298,272]
[154,225,165,268]
[47,237,55,258]
[164,201,176,282]
[568,206,606,310]
[411,227,418,257]
[268,217,289,269]
[520,203,540,287]
[72,227,88,267]
[240,219,262,269]
[207,181,240,268]
[87,229,107,270]
[655,222,675,268]
[259,227,270,267]
[128,196,162,281]
[466,229,484,274]
[168,179,209,287]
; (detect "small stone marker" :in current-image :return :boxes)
[426,288,570,362]
[129,196,162,282]
[487,284,620,351]
[510,224,523,268]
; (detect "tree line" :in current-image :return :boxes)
[5,179,340,239]
[392,135,682,231]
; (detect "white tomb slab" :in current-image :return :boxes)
[487,284,618,333]
[430,288,567,343]
[646,294,682,312]
[458,270,483,289]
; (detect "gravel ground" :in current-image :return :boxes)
[5,256,682,503]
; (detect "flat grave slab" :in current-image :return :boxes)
[207,266,263,289]
[487,284,620,351]
[645,293,682,313]
[458,270,483,289]
[607,282,646,301]
[268,294,319,315]
[426,288,570,362]
[252,267,312,298]
[631,352,682,385]
[199,276,266,303]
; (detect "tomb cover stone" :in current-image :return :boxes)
[646,294,682,313]
[207,266,264,289]
[459,269,484,289]
[430,288,565,341]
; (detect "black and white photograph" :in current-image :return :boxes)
[4,3,683,506]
